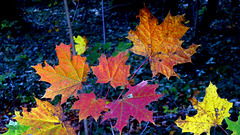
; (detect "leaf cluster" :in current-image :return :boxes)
[2,2,238,133]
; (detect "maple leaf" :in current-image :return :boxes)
[32,43,90,104]
[4,120,30,135]
[127,5,200,79]
[14,98,75,135]
[175,82,233,135]
[225,113,240,135]
[71,92,108,122]
[102,81,164,134]
[91,51,130,88]
[73,35,88,55]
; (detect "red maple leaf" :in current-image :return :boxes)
[91,51,130,88]
[71,92,108,122]
[102,81,164,134]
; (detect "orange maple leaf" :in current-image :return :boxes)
[102,81,164,134]
[14,98,75,135]
[91,51,130,88]
[71,92,108,122]
[32,43,90,104]
[127,6,200,79]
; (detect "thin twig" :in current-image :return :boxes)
[110,120,115,135]
[101,0,106,45]
[104,3,131,12]
[100,84,105,97]
[63,1,87,134]
[140,121,149,135]
[71,0,79,23]
[83,119,89,135]
[63,0,76,55]
[164,97,179,108]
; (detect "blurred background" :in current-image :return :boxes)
[0,0,239,134]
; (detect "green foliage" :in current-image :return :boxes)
[103,42,112,51]
[1,20,18,29]
[3,120,30,135]
[225,114,240,135]
[163,106,178,114]
[112,42,132,57]
[85,43,102,64]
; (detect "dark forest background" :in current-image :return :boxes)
[0,0,239,134]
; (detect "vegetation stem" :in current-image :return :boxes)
[110,120,115,135]
[101,0,106,45]
[63,0,76,55]
[117,57,150,100]
[218,124,229,135]
[105,84,111,99]
[82,82,101,98]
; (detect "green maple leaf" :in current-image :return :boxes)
[3,120,30,135]
[225,114,240,135]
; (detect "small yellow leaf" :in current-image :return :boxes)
[73,35,88,55]
[106,101,110,105]
[184,20,190,24]
[175,82,233,135]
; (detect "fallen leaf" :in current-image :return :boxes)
[32,43,90,104]
[91,51,130,88]
[127,5,199,79]
[102,81,164,134]
[14,98,75,135]
[71,92,108,122]
[175,82,233,135]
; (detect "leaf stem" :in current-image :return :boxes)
[82,82,101,98]
[117,57,150,100]
[105,84,111,99]
[218,124,229,135]
[130,57,150,82]
[110,120,115,135]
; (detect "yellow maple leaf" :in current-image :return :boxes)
[14,98,75,135]
[175,82,233,135]
[73,35,88,55]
